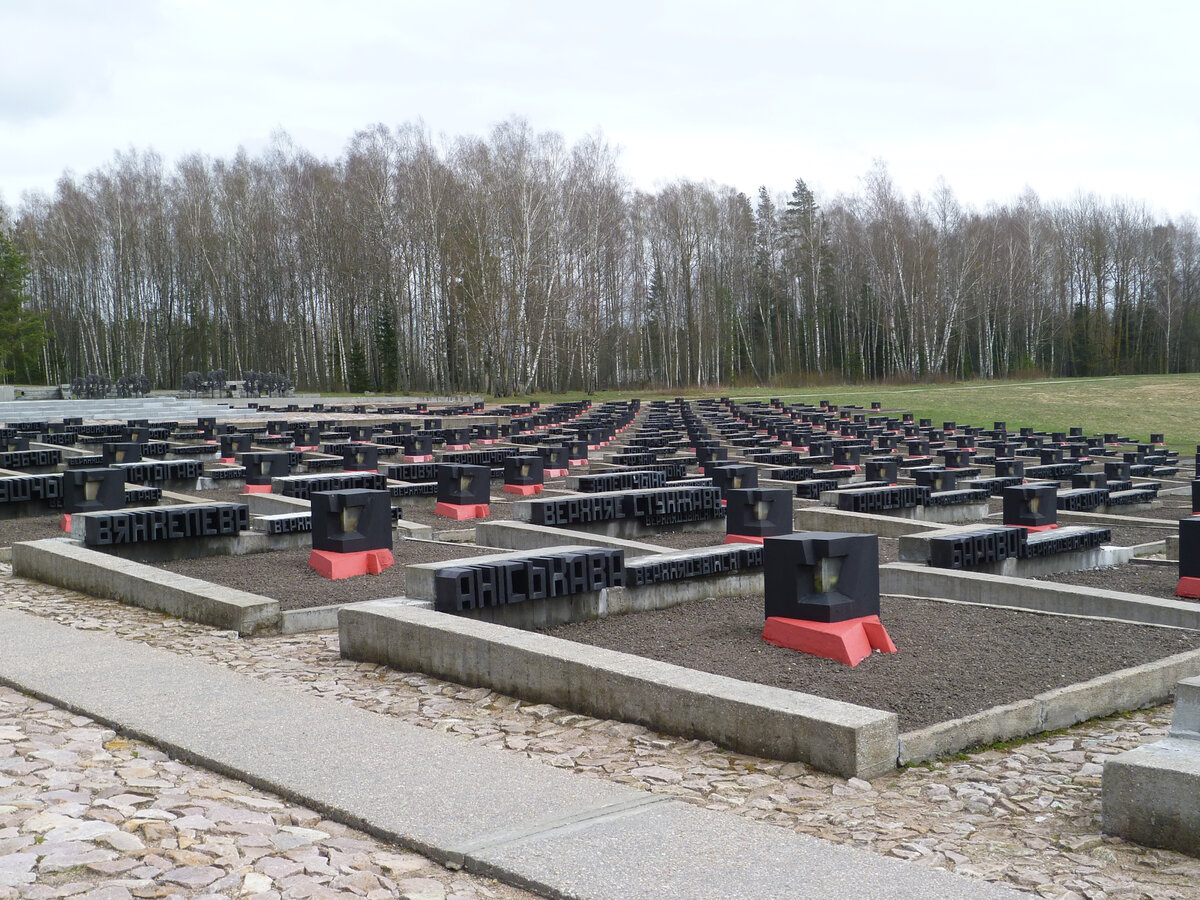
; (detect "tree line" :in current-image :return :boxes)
[5,118,1199,393]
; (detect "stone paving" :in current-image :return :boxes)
[3,566,1200,899]
[0,690,537,900]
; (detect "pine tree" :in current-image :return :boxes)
[373,311,400,392]
[347,338,370,393]
[0,219,46,384]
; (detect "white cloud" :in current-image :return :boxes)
[2,0,1199,218]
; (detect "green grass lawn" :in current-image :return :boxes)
[498,374,1200,455]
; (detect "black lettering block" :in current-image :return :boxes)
[101,442,142,466]
[696,445,729,465]
[725,488,793,539]
[341,444,379,471]
[311,489,393,554]
[1003,482,1058,528]
[763,532,880,622]
[539,445,570,471]
[62,468,125,514]
[400,434,434,456]
[914,467,956,492]
[864,457,898,484]
[474,423,499,442]
[832,444,861,467]
[994,458,1025,478]
[346,425,376,442]
[1072,472,1108,490]
[436,464,490,506]
[503,455,544,487]
[219,433,252,457]
[1181,518,1200,580]
[940,448,971,468]
[1105,461,1132,481]
[434,567,479,611]
[906,439,930,457]
[709,464,758,499]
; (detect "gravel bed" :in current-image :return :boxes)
[542,594,1200,731]
[0,514,68,547]
[170,485,255,505]
[1120,502,1193,522]
[640,528,737,551]
[1034,562,1186,601]
[156,541,490,610]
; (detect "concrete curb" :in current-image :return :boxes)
[474,520,669,557]
[338,600,899,779]
[11,538,280,635]
[0,607,1022,900]
[793,506,944,537]
[900,647,1200,764]
[880,562,1200,629]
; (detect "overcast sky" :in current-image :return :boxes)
[3,0,1198,218]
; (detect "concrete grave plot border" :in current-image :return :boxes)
[338,599,900,780]
[7,482,438,634]
[336,533,1200,779]
[12,538,281,635]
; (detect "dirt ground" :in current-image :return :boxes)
[1035,561,1184,601]
[156,541,491,610]
[541,593,1200,732]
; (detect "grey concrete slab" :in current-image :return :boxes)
[0,606,635,858]
[339,600,898,778]
[11,539,280,634]
[474,520,668,557]
[0,607,1022,899]
[464,793,1024,899]
[881,562,1200,629]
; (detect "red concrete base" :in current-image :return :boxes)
[723,534,766,545]
[434,502,490,520]
[762,615,898,667]
[478,439,498,445]
[308,548,395,580]
[404,454,434,463]
[219,456,236,464]
[568,458,588,467]
[1022,523,1059,533]
[503,484,543,496]
[832,464,861,473]
[1177,576,1200,599]
[295,445,317,452]
[243,484,273,494]
[446,444,471,451]
[545,468,568,478]
[60,514,71,533]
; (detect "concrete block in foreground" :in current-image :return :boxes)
[11,538,279,635]
[338,599,899,779]
[1104,676,1200,856]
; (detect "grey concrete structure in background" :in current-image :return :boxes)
[474,519,667,557]
[11,538,279,634]
[818,490,989,525]
[897,526,1133,575]
[338,599,899,779]
[794,506,945,537]
[881,562,1200,628]
[1105,676,1200,857]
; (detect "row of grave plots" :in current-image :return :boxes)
[5,394,1200,778]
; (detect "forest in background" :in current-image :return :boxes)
[4,117,1200,394]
